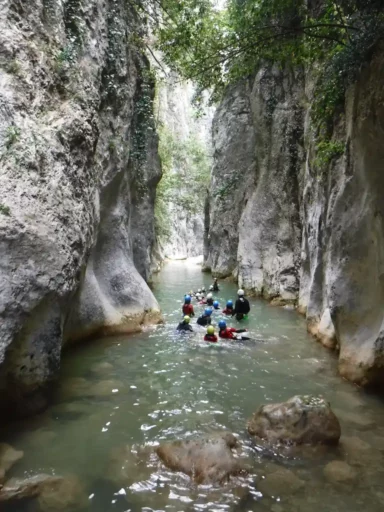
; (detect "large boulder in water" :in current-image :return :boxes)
[155,432,247,485]
[247,395,341,445]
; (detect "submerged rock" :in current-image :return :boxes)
[90,362,114,374]
[247,395,341,445]
[0,443,23,481]
[155,432,247,484]
[0,473,87,511]
[258,468,304,496]
[323,460,357,484]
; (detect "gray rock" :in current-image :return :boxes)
[204,40,384,386]
[0,474,62,502]
[247,395,341,445]
[155,432,247,484]
[0,0,161,420]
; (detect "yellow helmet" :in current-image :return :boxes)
[184,316,190,323]
[207,325,215,335]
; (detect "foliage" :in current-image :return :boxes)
[5,126,21,149]
[314,140,345,171]
[152,0,384,127]
[0,204,11,216]
[155,125,211,241]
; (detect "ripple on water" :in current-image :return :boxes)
[2,261,384,512]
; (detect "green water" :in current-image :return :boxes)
[3,261,384,511]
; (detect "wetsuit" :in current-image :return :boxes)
[197,314,211,327]
[233,297,250,321]
[182,303,195,316]
[206,298,214,306]
[213,283,220,292]
[204,334,218,343]
[222,307,234,315]
[219,327,248,340]
[177,321,193,332]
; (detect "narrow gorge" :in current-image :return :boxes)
[1,0,384,511]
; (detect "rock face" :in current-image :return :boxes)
[204,44,384,387]
[0,0,162,419]
[155,432,247,484]
[247,395,341,445]
[156,76,212,260]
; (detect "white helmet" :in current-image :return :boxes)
[209,285,214,291]
[207,293,213,299]
[238,289,245,296]
[196,293,201,299]
[201,286,206,292]
[198,289,202,293]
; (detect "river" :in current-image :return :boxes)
[3,260,384,511]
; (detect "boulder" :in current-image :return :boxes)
[155,432,247,484]
[0,474,62,502]
[0,473,87,511]
[0,443,23,481]
[323,460,357,484]
[247,395,341,445]
[90,362,114,374]
[258,468,304,496]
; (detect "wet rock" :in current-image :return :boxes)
[247,395,341,445]
[0,473,87,510]
[0,474,62,502]
[259,468,304,496]
[37,475,88,512]
[323,460,357,484]
[90,362,114,374]
[0,443,23,480]
[58,378,123,400]
[155,432,247,484]
[339,436,374,466]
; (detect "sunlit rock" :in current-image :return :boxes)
[247,395,341,445]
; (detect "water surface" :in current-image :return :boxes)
[3,261,384,511]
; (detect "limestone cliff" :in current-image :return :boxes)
[155,76,212,260]
[205,46,384,388]
[0,0,162,419]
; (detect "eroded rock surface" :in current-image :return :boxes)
[204,41,384,387]
[155,432,247,484]
[247,395,341,445]
[0,0,162,420]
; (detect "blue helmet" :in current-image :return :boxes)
[184,295,191,304]
[226,300,233,307]
[213,300,219,309]
[218,320,227,330]
[205,308,213,316]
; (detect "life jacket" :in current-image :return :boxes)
[222,307,233,315]
[204,334,218,343]
[219,328,237,339]
[182,304,194,315]
[197,315,210,326]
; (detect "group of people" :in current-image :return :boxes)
[176,278,251,343]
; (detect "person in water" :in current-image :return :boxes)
[222,300,234,315]
[199,292,213,305]
[182,295,195,316]
[204,325,218,343]
[213,300,220,310]
[232,289,250,321]
[213,278,220,292]
[197,308,212,326]
[218,320,249,340]
[177,316,193,332]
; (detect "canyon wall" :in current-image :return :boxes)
[204,46,384,388]
[0,0,162,419]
